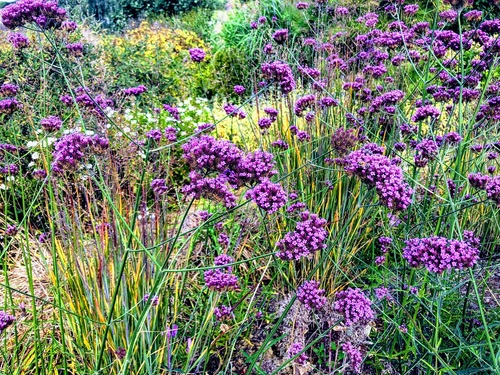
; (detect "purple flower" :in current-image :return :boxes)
[1,0,67,29]
[334,288,374,326]
[297,280,327,310]
[8,33,30,49]
[258,118,273,129]
[439,9,458,22]
[233,85,246,95]
[289,342,308,365]
[182,172,237,208]
[218,233,230,248]
[296,2,309,10]
[51,132,109,174]
[271,139,289,150]
[0,98,22,115]
[151,179,168,195]
[40,115,62,132]
[0,83,18,97]
[146,129,163,142]
[61,20,77,32]
[272,28,289,44]
[276,211,328,260]
[122,85,147,96]
[5,224,19,236]
[182,135,242,174]
[204,258,238,291]
[246,179,287,213]
[341,342,363,372]
[331,128,358,156]
[232,150,276,186]
[403,236,479,273]
[335,6,349,16]
[214,305,233,321]
[261,61,296,94]
[0,311,15,334]
[343,144,413,210]
[189,48,206,62]
[65,42,83,56]
[403,4,419,15]
[411,105,441,122]
[143,294,159,306]
[163,104,180,121]
[164,127,177,142]
[464,10,482,22]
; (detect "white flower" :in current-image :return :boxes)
[28,161,35,167]
[85,130,95,136]
[0,184,5,190]
[27,141,38,148]
[6,176,15,182]
[31,152,40,160]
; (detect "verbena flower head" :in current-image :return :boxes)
[1,0,67,29]
[189,48,206,62]
[151,179,168,195]
[289,342,308,365]
[214,305,233,321]
[297,280,327,309]
[233,85,245,95]
[276,211,328,260]
[164,127,177,142]
[0,98,22,115]
[51,132,109,174]
[182,135,242,174]
[245,179,287,213]
[403,236,479,273]
[8,32,30,49]
[344,144,413,210]
[122,85,147,96]
[143,294,159,306]
[204,265,238,292]
[146,129,162,142]
[334,287,374,326]
[232,150,276,186]
[182,172,237,208]
[261,61,296,94]
[341,342,363,372]
[65,42,83,57]
[331,128,358,156]
[0,83,18,97]
[272,28,289,44]
[163,104,180,121]
[0,311,15,334]
[412,105,441,122]
[40,115,62,132]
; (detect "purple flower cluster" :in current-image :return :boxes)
[296,280,327,310]
[204,254,238,291]
[0,311,15,334]
[151,179,168,195]
[276,211,328,260]
[272,28,289,44]
[122,85,147,96]
[233,150,276,186]
[214,305,233,321]
[183,135,242,173]
[414,139,439,167]
[189,48,206,62]
[1,0,67,29]
[0,83,18,97]
[51,132,109,174]
[164,127,177,142]
[468,173,500,205]
[40,115,62,132]
[0,98,22,115]
[341,342,363,372]
[411,105,441,122]
[334,288,374,326]
[233,85,245,95]
[163,104,180,121]
[331,128,359,156]
[223,103,246,119]
[261,61,296,94]
[245,178,287,213]
[294,94,316,116]
[8,33,30,49]
[182,172,237,208]
[403,236,480,273]
[289,342,308,365]
[146,129,162,142]
[343,144,413,211]
[65,42,83,56]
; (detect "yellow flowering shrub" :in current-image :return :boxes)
[102,22,212,100]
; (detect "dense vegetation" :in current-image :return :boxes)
[1,0,500,374]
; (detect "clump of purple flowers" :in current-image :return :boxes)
[261,61,296,94]
[1,0,68,29]
[403,235,480,273]
[341,342,363,372]
[214,305,233,321]
[0,98,22,115]
[289,342,308,365]
[297,280,327,310]
[0,311,15,334]
[411,105,441,122]
[8,33,30,49]
[276,211,328,260]
[182,135,242,173]
[40,115,62,132]
[343,144,413,211]
[51,132,109,174]
[189,48,206,62]
[65,42,83,56]
[334,288,374,326]
[233,85,245,95]
[204,254,238,291]
[0,83,18,97]
[272,28,289,44]
[245,179,287,213]
[122,85,147,96]
[151,179,168,195]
